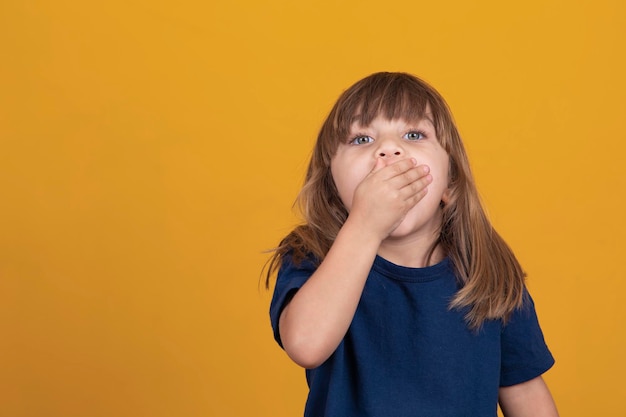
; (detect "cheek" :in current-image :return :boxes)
[331,163,370,211]
[331,169,356,209]
[421,152,451,198]
[433,163,450,188]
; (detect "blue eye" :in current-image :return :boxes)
[350,136,373,145]
[404,131,424,141]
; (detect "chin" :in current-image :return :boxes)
[387,209,442,241]
[387,221,426,240]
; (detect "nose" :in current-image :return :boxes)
[376,138,403,158]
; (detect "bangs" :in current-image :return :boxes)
[330,73,434,142]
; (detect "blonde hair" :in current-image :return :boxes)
[266,72,525,329]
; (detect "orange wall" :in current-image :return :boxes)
[1,0,625,416]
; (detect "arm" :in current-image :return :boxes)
[279,158,431,369]
[499,376,558,417]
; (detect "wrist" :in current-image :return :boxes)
[340,215,385,250]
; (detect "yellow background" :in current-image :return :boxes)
[1,0,624,416]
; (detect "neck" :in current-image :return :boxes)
[377,234,445,268]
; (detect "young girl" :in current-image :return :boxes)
[266,72,558,417]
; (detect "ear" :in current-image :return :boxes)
[442,156,454,206]
[441,187,452,205]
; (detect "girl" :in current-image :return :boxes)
[266,72,558,417]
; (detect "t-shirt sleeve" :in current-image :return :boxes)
[269,255,317,348]
[500,288,555,387]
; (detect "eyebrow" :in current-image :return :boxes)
[419,114,435,126]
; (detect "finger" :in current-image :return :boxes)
[370,157,387,174]
[405,172,432,195]
[404,186,429,208]
[387,164,431,189]
[378,158,418,180]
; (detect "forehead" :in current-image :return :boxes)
[327,78,442,145]
[348,111,435,129]
[348,96,429,123]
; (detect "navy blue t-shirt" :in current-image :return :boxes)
[270,255,555,417]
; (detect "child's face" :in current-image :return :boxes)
[330,112,450,242]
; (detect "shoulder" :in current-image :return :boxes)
[277,251,318,279]
[500,287,555,386]
[505,287,541,328]
[269,252,319,345]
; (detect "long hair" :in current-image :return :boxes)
[265,72,525,329]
